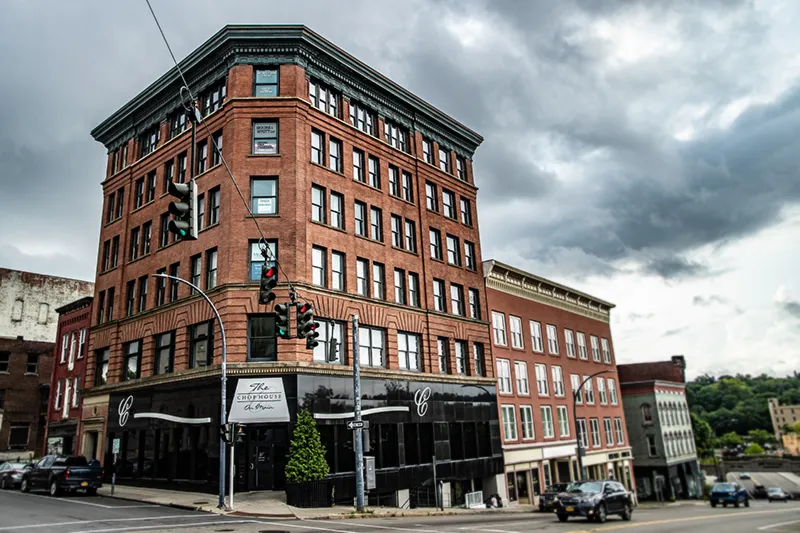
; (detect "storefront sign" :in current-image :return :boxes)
[229,378,290,423]
[118,395,134,426]
[414,387,431,416]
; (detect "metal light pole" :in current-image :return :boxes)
[352,313,365,512]
[152,273,228,509]
[574,369,613,481]
[709,419,736,482]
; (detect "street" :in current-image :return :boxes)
[2,489,800,533]
[727,471,800,496]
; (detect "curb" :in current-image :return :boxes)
[296,507,533,521]
[99,493,207,513]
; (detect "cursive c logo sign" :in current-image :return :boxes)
[414,387,432,417]
[118,395,134,427]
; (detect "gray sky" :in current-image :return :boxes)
[2,0,799,378]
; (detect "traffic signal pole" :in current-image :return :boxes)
[352,313,365,512]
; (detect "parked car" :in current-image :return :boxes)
[539,483,571,512]
[20,455,103,496]
[739,472,751,480]
[767,488,789,502]
[555,480,633,523]
[710,482,749,508]
[0,462,32,489]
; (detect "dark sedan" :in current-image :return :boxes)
[768,488,789,502]
[555,480,633,523]
[0,462,32,489]
[539,483,571,512]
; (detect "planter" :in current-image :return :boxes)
[285,479,331,508]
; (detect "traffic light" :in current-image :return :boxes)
[258,264,278,305]
[219,424,231,443]
[275,303,291,339]
[167,180,198,240]
[296,303,320,347]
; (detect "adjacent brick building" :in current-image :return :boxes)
[85,25,501,504]
[483,260,634,506]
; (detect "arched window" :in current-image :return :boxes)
[642,404,653,423]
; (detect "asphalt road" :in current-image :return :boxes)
[727,471,800,496]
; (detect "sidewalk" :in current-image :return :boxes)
[99,484,535,520]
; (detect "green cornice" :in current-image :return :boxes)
[91,25,483,156]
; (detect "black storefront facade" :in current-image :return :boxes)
[104,370,504,506]
[634,459,702,501]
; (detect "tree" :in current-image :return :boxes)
[692,413,713,457]
[788,421,800,434]
[745,442,764,455]
[284,408,330,483]
[748,429,775,446]
[719,431,743,448]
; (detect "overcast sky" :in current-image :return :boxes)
[1,0,799,378]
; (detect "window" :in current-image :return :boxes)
[372,263,385,299]
[331,251,345,291]
[565,329,576,358]
[328,137,342,172]
[169,263,180,302]
[312,246,327,287]
[95,348,109,386]
[397,332,421,371]
[313,320,345,364]
[205,249,218,289]
[601,338,612,363]
[403,220,416,252]
[402,171,413,202]
[501,405,517,441]
[429,228,443,260]
[156,268,166,306]
[520,406,535,439]
[590,418,601,448]
[251,177,277,215]
[514,361,529,394]
[584,376,595,404]
[557,405,570,437]
[442,191,456,219]
[134,178,144,209]
[546,324,559,354]
[641,404,653,424]
[105,193,115,223]
[0,352,8,373]
[358,326,384,367]
[349,102,375,134]
[254,68,278,97]
[509,316,524,349]
[201,78,226,115]
[68,334,76,368]
[437,337,450,373]
[102,240,111,271]
[577,332,588,359]
[433,279,446,312]
[106,287,115,321]
[311,185,326,223]
[248,241,277,281]
[163,160,174,192]
[492,311,507,345]
[460,198,472,226]
[535,364,549,396]
[125,280,135,316]
[450,284,464,316]
[455,340,467,374]
[209,187,220,225]
[8,425,30,449]
[530,321,544,352]
[141,221,152,256]
[552,366,565,396]
[356,258,369,296]
[160,213,170,247]
[590,335,601,362]
[604,418,614,446]
[154,332,174,375]
[252,121,278,154]
[309,79,338,116]
[137,276,148,312]
[438,147,451,172]
[111,236,119,267]
[578,419,589,448]
[425,182,438,211]
[647,435,658,457]
[473,343,485,377]
[456,156,467,180]
[391,215,402,247]
[370,207,382,241]
[597,378,608,405]
[139,125,159,157]
[383,120,407,151]
[468,288,481,319]
[352,149,365,182]
[190,254,202,290]
[248,315,277,361]
[54,379,63,408]
[422,139,433,164]
[354,201,367,236]
[115,187,125,219]
[190,321,213,368]
[76,379,84,407]
[368,156,380,188]
[123,340,142,381]
[177,153,187,183]
[311,129,324,165]
[446,235,460,266]
[388,166,399,196]
[541,406,555,438]
[79,328,86,358]
[210,130,224,166]
[464,241,476,271]
[394,269,406,305]
[330,192,343,229]
[496,359,512,393]
[26,353,38,374]
[146,171,156,203]
[197,140,208,174]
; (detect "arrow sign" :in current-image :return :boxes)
[347,420,369,430]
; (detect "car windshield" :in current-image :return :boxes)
[713,483,735,491]
[569,482,603,494]
[768,488,782,494]
[549,483,571,492]
[8,462,27,469]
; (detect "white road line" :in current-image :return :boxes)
[459,529,520,533]
[1,515,209,530]
[758,518,800,531]
[256,520,362,532]
[0,489,163,509]
[68,519,258,533]
[333,522,442,533]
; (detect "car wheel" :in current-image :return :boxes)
[557,514,568,522]
[20,478,30,493]
[596,504,607,523]
[723,503,728,507]
[0,478,7,490]
[49,479,60,497]
[86,487,97,496]
[621,503,632,521]
[711,501,717,508]
[745,499,749,508]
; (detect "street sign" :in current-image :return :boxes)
[112,438,121,454]
[347,420,369,430]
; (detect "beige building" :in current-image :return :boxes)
[768,398,800,441]
[783,434,800,456]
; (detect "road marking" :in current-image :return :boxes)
[334,522,442,532]
[256,520,362,532]
[0,489,156,509]
[0,515,210,530]
[565,507,800,532]
[68,519,258,533]
[458,529,520,533]
[758,518,800,531]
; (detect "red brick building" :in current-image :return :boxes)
[84,25,501,504]
[483,260,635,506]
[44,297,92,457]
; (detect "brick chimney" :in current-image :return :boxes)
[671,355,686,382]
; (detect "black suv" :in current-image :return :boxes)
[555,480,633,523]
[539,483,571,512]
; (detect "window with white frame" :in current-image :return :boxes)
[313,320,345,364]
[497,359,512,394]
[590,418,601,447]
[72,376,80,407]
[597,377,608,405]
[501,405,517,441]
[564,329,576,358]
[647,435,658,457]
[571,374,583,403]
[584,376,595,403]
[60,334,67,363]
[557,405,570,437]
[578,419,589,448]
[601,338,611,363]
[577,332,588,359]
[541,406,555,438]
[535,363,549,396]
[397,332,421,371]
[520,405,535,439]
[546,324,559,354]
[590,335,601,362]
[604,418,615,446]
[54,379,63,409]
[615,418,625,445]
[552,366,565,396]
[642,403,653,423]
[509,316,524,349]
[492,311,507,346]
[529,320,543,352]
[514,361,529,395]
[608,378,618,404]
[358,326,384,368]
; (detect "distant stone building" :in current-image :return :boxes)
[768,398,800,441]
[783,433,800,456]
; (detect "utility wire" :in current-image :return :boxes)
[144,0,304,301]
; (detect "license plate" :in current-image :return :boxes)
[565,506,574,512]
[81,482,88,487]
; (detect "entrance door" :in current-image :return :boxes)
[248,425,289,491]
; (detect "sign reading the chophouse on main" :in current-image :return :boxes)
[228,378,290,423]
